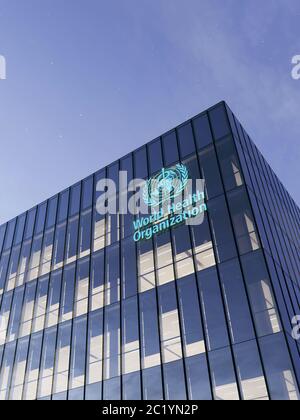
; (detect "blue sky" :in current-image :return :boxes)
[0,0,299,224]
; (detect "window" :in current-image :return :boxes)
[74,258,89,317]
[122,296,140,374]
[260,333,300,400]
[163,360,186,400]
[35,202,47,235]
[7,285,24,342]
[177,122,195,157]
[122,238,137,299]
[27,234,42,282]
[216,136,243,191]
[209,347,239,400]
[155,232,175,286]
[58,190,69,223]
[79,209,92,258]
[227,188,260,254]
[186,354,212,400]
[197,267,229,351]
[219,259,255,343]
[103,376,121,400]
[241,251,281,337]
[162,131,179,166]
[53,222,67,270]
[14,213,26,245]
[46,270,62,328]
[82,176,93,210]
[0,225,6,252]
[38,326,57,398]
[16,240,31,287]
[46,196,58,229]
[65,215,79,264]
[0,341,17,400]
[60,264,76,322]
[104,303,120,380]
[208,195,237,262]
[134,147,148,180]
[105,244,120,305]
[87,310,103,386]
[23,332,43,400]
[70,315,87,389]
[233,340,268,400]
[172,225,194,279]
[85,382,102,400]
[192,113,213,149]
[40,228,55,275]
[32,276,49,333]
[3,219,16,250]
[209,104,231,140]
[138,240,155,293]
[24,208,36,240]
[93,212,105,252]
[148,139,163,175]
[198,146,223,200]
[90,251,104,311]
[9,336,30,400]
[53,321,72,394]
[142,366,163,400]
[123,372,141,400]
[6,245,21,290]
[69,183,81,217]
[178,275,205,357]
[0,251,10,294]
[19,281,37,337]
[158,283,182,363]
[0,292,13,345]
[139,290,161,369]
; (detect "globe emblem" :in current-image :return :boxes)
[143,164,189,207]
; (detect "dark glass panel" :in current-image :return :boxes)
[46,196,58,229]
[177,122,195,157]
[192,113,213,149]
[209,104,231,140]
[142,366,163,400]
[58,189,69,223]
[219,259,255,343]
[198,146,223,200]
[35,202,47,235]
[163,360,187,400]
[148,139,163,175]
[259,333,300,400]
[103,376,121,400]
[186,354,212,400]
[69,183,81,217]
[197,267,229,351]
[162,131,179,166]
[134,147,148,180]
[208,347,239,400]
[123,372,141,400]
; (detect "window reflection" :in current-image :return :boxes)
[87,310,103,386]
[70,316,87,390]
[122,297,140,374]
[140,290,161,369]
[53,321,72,394]
[209,347,239,400]
[241,251,281,336]
[158,283,182,363]
[233,340,268,400]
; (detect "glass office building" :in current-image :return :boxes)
[0,101,299,400]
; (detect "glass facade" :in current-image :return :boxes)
[0,101,299,400]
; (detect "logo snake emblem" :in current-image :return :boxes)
[143,164,189,207]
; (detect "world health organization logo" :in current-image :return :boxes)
[143,164,189,207]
